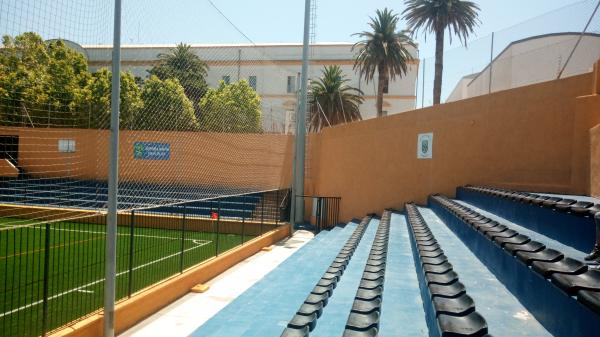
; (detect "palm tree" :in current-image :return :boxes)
[309,65,364,131]
[148,43,209,113]
[353,8,416,117]
[403,0,480,105]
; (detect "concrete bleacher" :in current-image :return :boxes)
[189,219,362,336]
[184,186,600,337]
[0,177,265,218]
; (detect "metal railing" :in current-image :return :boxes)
[295,195,341,233]
[0,188,290,337]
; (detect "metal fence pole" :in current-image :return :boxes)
[557,0,600,79]
[241,195,246,244]
[421,61,426,108]
[215,201,221,256]
[488,32,495,94]
[275,189,280,226]
[127,211,135,298]
[104,0,122,336]
[292,0,311,228]
[260,195,265,235]
[316,197,321,233]
[41,223,50,336]
[180,204,186,273]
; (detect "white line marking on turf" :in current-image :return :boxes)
[35,226,205,242]
[0,239,212,318]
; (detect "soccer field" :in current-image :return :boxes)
[0,217,249,337]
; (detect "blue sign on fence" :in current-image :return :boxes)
[133,142,170,160]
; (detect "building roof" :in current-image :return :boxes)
[468,32,600,86]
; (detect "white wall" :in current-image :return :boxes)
[448,34,600,102]
[84,43,419,132]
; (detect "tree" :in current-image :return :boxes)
[353,8,416,117]
[136,75,198,131]
[148,43,208,116]
[0,33,91,127]
[198,80,262,133]
[403,0,480,105]
[309,65,364,131]
[86,68,143,129]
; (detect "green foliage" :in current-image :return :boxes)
[353,8,415,116]
[0,32,91,127]
[148,43,208,114]
[309,65,364,131]
[136,75,199,131]
[87,68,143,129]
[403,0,480,44]
[403,0,480,104]
[198,80,262,133]
[0,33,259,133]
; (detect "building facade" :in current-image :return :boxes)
[83,43,419,133]
[447,33,600,102]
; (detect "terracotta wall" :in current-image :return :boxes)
[3,69,599,223]
[0,128,293,190]
[308,72,600,221]
[592,124,600,199]
[0,159,18,178]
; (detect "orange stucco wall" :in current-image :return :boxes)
[0,159,18,178]
[0,128,293,189]
[592,124,600,199]
[2,70,598,223]
[308,73,599,221]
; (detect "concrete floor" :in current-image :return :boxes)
[119,230,315,337]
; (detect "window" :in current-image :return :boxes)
[286,76,296,93]
[58,139,76,153]
[248,76,257,90]
[222,75,231,84]
[383,78,389,94]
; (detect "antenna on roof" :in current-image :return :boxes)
[309,0,317,58]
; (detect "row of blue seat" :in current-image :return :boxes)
[0,178,264,203]
[280,216,372,337]
[0,196,259,218]
[464,186,600,217]
[405,204,489,337]
[431,194,600,336]
[0,189,262,204]
[342,210,391,337]
[0,192,260,208]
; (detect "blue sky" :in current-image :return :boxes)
[202,0,585,57]
[4,0,589,58]
[3,0,592,105]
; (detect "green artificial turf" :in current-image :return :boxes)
[0,217,251,337]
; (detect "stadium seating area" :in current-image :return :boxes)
[188,185,600,337]
[0,177,267,218]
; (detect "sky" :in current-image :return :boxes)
[113,0,591,57]
[205,0,586,57]
[2,0,594,105]
[3,0,590,58]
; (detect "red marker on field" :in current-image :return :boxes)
[211,212,218,220]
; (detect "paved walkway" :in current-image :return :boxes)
[119,230,315,337]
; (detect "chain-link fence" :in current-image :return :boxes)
[417,0,600,107]
[0,1,300,336]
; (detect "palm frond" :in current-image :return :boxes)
[309,65,364,132]
[403,0,480,45]
[353,8,416,84]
